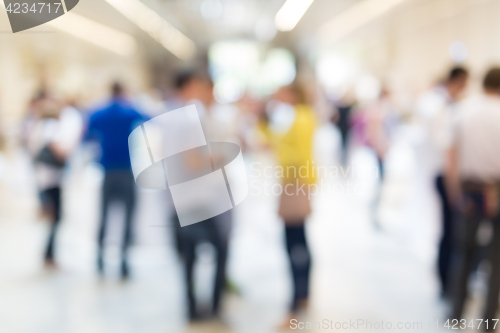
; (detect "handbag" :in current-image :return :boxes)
[35,146,65,168]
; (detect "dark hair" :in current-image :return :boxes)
[111,82,124,97]
[174,71,198,90]
[174,69,212,90]
[447,66,468,82]
[483,67,500,91]
[287,82,307,105]
[32,89,47,103]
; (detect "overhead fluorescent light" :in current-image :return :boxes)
[47,13,137,57]
[275,0,315,32]
[105,0,196,60]
[317,0,407,43]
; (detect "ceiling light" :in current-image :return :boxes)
[275,0,315,32]
[47,13,137,57]
[449,40,468,63]
[105,0,196,60]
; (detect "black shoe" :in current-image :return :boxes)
[120,261,129,280]
[189,311,201,322]
[97,255,104,275]
[440,288,451,301]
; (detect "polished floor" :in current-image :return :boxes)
[0,124,489,333]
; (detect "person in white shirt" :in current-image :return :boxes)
[415,67,469,297]
[23,92,83,268]
[448,68,500,330]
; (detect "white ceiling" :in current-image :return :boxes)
[3,0,494,67]
[69,0,362,57]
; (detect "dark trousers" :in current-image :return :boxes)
[285,223,311,312]
[436,175,454,295]
[371,156,385,229]
[337,106,352,166]
[179,217,228,318]
[98,170,136,265]
[40,187,61,261]
[451,187,500,330]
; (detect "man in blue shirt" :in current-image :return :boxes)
[85,82,146,279]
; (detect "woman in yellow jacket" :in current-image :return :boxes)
[261,84,316,321]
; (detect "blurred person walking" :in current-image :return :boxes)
[332,93,356,166]
[416,67,469,297]
[263,84,316,325]
[448,68,500,330]
[165,70,214,256]
[23,91,82,268]
[350,88,398,228]
[84,83,146,279]
[165,72,231,321]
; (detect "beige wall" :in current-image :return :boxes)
[317,0,500,108]
[0,31,149,142]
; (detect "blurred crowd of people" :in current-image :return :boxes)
[14,61,500,331]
